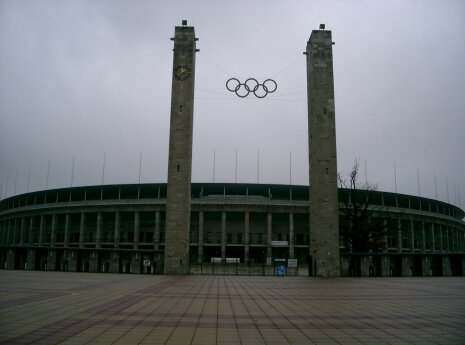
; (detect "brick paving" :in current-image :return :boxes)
[0,271,464,344]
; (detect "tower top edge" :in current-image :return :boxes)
[175,26,195,33]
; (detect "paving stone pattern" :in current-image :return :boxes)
[0,271,464,344]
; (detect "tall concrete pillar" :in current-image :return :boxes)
[244,211,250,263]
[397,219,402,253]
[79,213,86,248]
[306,25,340,276]
[39,215,44,246]
[64,214,70,247]
[421,221,426,252]
[164,21,198,275]
[133,210,140,250]
[114,211,121,248]
[96,212,103,248]
[445,227,450,252]
[28,217,34,245]
[154,211,160,251]
[50,214,57,247]
[12,218,17,244]
[289,213,295,259]
[198,211,204,263]
[221,211,226,262]
[19,217,26,246]
[439,225,444,252]
[431,224,435,252]
[410,219,414,252]
[6,220,11,244]
[267,213,272,260]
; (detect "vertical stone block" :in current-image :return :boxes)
[46,249,57,271]
[442,256,451,276]
[131,253,141,274]
[423,256,433,276]
[164,22,197,275]
[64,250,77,272]
[5,248,15,269]
[306,27,340,276]
[402,255,413,277]
[380,255,391,277]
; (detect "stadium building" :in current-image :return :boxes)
[1,23,464,276]
[0,183,464,277]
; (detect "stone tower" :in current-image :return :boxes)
[306,25,340,276]
[164,21,197,274]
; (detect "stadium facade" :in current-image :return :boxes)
[0,183,464,277]
[2,23,464,276]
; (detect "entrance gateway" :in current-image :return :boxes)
[164,21,340,276]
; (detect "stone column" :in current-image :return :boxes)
[28,217,34,245]
[267,213,272,260]
[39,215,44,246]
[19,217,26,246]
[244,211,249,263]
[397,218,402,253]
[410,219,414,252]
[221,211,226,262]
[445,226,449,252]
[402,255,413,277]
[6,220,11,245]
[96,212,103,248]
[79,213,86,248]
[12,218,17,244]
[289,213,294,259]
[114,211,121,248]
[439,225,444,252]
[421,221,426,252]
[154,211,160,251]
[383,219,388,252]
[431,223,435,252]
[198,211,204,263]
[64,214,70,247]
[133,210,140,250]
[50,214,57,247]
[442,256,451,276]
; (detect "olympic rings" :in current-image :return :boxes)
[226,78,277,98]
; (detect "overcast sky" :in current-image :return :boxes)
[1,0,464,209]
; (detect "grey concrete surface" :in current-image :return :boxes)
[0,271,464,344]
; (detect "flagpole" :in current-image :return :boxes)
[138,150,142,184]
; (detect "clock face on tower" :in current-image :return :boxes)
[174,64,191,80]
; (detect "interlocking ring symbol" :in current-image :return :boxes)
[226,78,277,98]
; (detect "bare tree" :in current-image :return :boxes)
[338,159,388,253]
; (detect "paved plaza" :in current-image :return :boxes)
[0,271,464,344]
